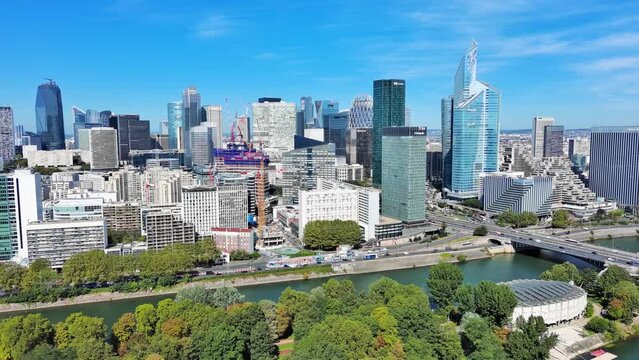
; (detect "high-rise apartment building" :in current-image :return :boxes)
[282,143,336,204]
[372,79,405,187]
[349,94,373,128]
[0,170,43,260]
[381,127,426,224]
[252,98,296,152]
[182,184,248,236]
[167,102,183,150]
[109,115,151,161]
[202,105,223,148]
[190,125,214,166]
[543,125,564,157]
[79,127,119,170]
[532,117,555,158]
[143,211,195,251]
[441,42,500,198]
[0,107,15,161]
[35,80,65,150]
[103,202,141,232]
[346,128,372,178]
[182,87,201,167]
[590,127,639,207]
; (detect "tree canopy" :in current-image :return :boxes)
[302,220,361,249]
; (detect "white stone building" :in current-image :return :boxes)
[298,186,358,239]
[252,98,296,151]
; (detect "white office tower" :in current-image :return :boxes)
[532,117,555,158]
[182,184,248,236]
[25,219,107,268]
[298,186,358,239]
[141,168,196,205]
[79,127,119,170]
[252,98,296,152]
[0,170,43,262]
[202,105,223,148]
[316,178,380,240]
[190,125,214,166]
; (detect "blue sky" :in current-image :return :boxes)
[2,0,639,133]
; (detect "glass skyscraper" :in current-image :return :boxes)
[381,127,426,223]
[441,42,500,199]
[300,96,314,127]
[167,101,183,150]
[543,125,564,157]
[35,80,65,150]
[372,79,406,187]
[182,87,201,167]
[348,94,373,128]
[314,100,339,128]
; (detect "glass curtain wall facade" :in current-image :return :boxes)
[167,102,183,150]
[349,94,373,128]
[441,42,500,198]
[182,87,201,167]
[314,100,339,128]
[35,81,65,150]
[372,79,405,187]
[543,125,564,157]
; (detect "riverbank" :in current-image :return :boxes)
[0,246,499,314]
[571,227,639,241]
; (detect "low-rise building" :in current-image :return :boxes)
[25,219,107,268]
[298,187,358,239]
[52,198,103,221]
[104,241,147,256]
[210,228,255,253]
[335,163,364,182]
[23,145,74,167]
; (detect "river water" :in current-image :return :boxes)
[1,249,638,358]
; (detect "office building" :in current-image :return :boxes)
[202,105,223,148]
[346,128,372,178]
[481,173,553,216]
[53,198,103,220]
[72,107,103,149]
[0,170,43,260]
[182,87,201,167]
[129,149,184,169]
[282,143,336,204]
[381,127,426,224]
[314,100,339,128]
[167,102,183,150]
[216,172,262,215]
[532,117,555,158]
[298,187,358,239]
[335,163,364,182]
[182,184,248,236]
[252,98,296,152]
[0,107,15,162]
[103,202,141,232]
[210,228,255,253]
[234,115,251,142]
[349,94,373,128]
[190,124,214,166]
[590,127,639,207]
[543,125,564,157]
[25,219,106,268]
[109,115,151,161]
[143,211,195,251]
[372,79,406,187]
[427,151,443,183]
[300,96,314,127]
[99,110,113,127]
[317,178,380,240]
[35,80,65,150]
[79,127,119,170]
[14,124,23,147]
[323,110,349,157]
[441,42,500,198]
[23,145,74,167]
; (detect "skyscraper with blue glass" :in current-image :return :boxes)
[167,101,183,150]
[441,42,500,199]
[372,79,405,187]
[35,80,65,150]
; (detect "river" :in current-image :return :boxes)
[1,250,638,358]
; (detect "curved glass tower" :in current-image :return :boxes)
[35,81,65,150]
[348,94,373,128]
[441,42,500,199]
[167,101,183,149]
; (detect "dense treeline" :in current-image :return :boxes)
[0,262,559,359]
[496,210,538,228]
[0,240,221,303]
[302,219,361,249]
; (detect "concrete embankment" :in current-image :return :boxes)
[571,227,639,241]
[0,246,500,314]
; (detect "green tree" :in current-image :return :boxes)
[249,321,277,360]
[22,344,76,360]
[426,262,464,308]
[454,284,476,314]
[551,210,570,228]
[0,262,26,292]
[198,324,245,360]
[473,226,488,236]
[112,312,136,344]
[292,316,374,360]
[505,316,558,360]
[20,259,58,290]
[540,262,581,283]
[474,281,517,326]
[257,300,279,340]
[404,337,436,360]
[463,198,483,209]
[302,220,361,249]
[612,280,639,323]
[461,313,507,360]
[62,250,116,284]
[598,265,632,299]
[0,314,54,360]
[175,285,245,308]
[54,313,107,349]
[73,338,117,360]
[278,287,311,320]
[135,303,158,335]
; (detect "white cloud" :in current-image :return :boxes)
[578,56,639,72]
[196,14,231,38]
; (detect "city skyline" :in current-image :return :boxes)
[2,1,639,132]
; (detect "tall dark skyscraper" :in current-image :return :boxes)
[35,80,65,150]
[372,79,405,187]
[543,125,564,157]
[182,87,201,167]
[109,115,151,161]
[300,96,314,127]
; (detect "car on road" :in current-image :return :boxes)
[535,239,542,243]
[607,258,615,262]
[591,251,598,254]
[558,246,564,249]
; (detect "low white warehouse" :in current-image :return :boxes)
[505,279,587,326]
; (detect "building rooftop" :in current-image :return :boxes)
[591,126,639,133]
[503,279,586,307]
